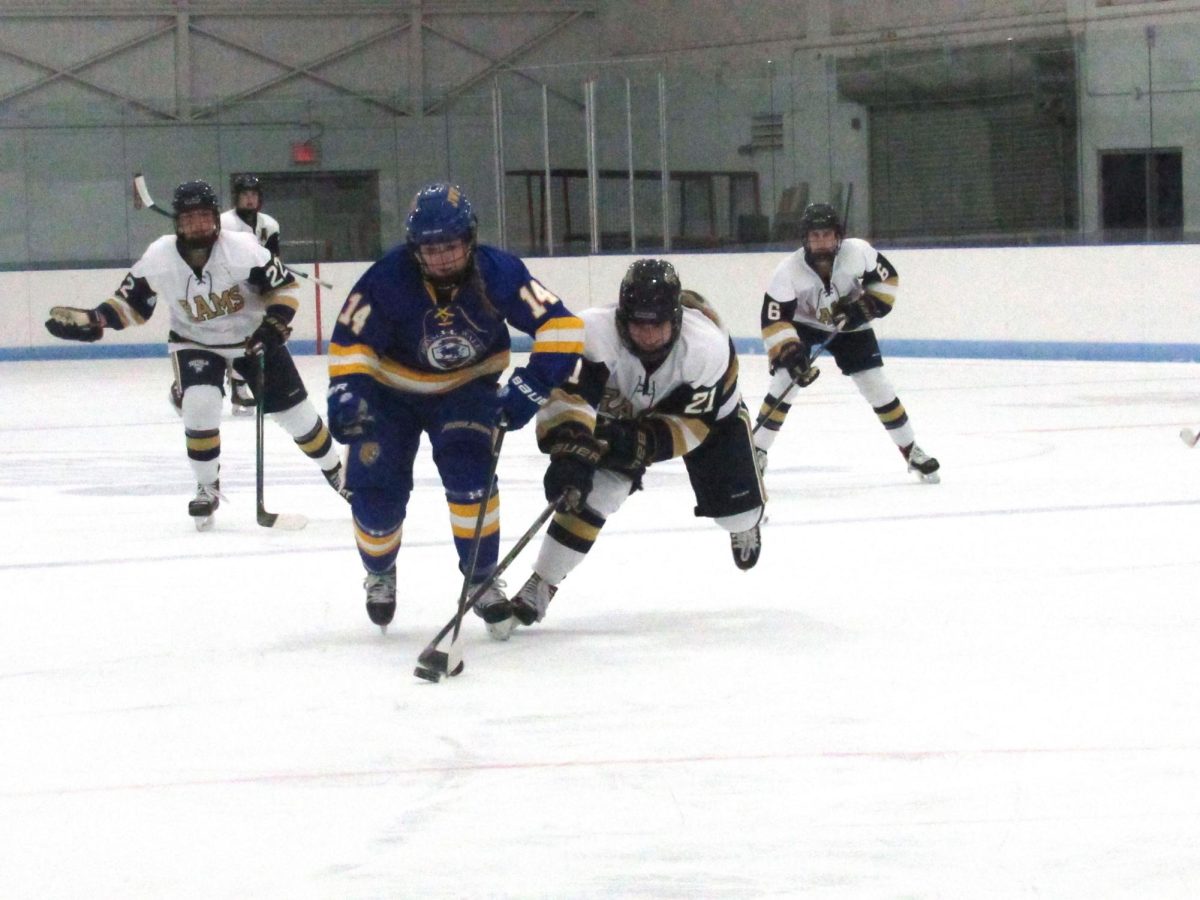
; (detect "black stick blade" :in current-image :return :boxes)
[414,646,464,682]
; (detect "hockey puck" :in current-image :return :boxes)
[412,665,442,683]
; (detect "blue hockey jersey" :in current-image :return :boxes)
[329,244,583,396]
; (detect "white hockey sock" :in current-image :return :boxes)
[272,400,341,470]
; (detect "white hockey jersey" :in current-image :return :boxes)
[220,209,280,250]
[764,237,897,333]
[98,231,298,348]
[538,304,742,460]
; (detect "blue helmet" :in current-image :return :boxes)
[406,183,477,248]
[405,183,478,285]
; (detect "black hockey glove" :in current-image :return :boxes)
[543,426,604,512]
[497,367,550,430]
[327,381,376,443]
[595,418,656,477]
[45,306,103,343]
[772,341,819,388]
[830,295,874,331]
[245,313,292,357]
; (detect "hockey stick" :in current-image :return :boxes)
[413,425,508,682]
[132,173,334,288]
[1181,427,1200,448]
[752,324,844,436]
[132,172,172,218]
[414,494,561,683]
[254,352,308,530]
[286,267,335,291]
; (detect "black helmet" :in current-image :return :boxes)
[233,174,263,216]
[616,259,683,363]
[799,202,843,267]
[172,180,221,250]
[172,180,220,216]
[233,174,262,196]
[799,202,843,237]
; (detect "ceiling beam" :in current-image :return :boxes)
[423,12,587,115]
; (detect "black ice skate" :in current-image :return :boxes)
[902,442,941,484]
[511,573,558,626]
[188,480,222,531]
[471,579,514,641]
[730,524,761,570]
[364,568,397,632]
[323,462,352,502]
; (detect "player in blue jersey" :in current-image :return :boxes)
[326,183,584,636]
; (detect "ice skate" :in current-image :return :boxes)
[323,462,352,502]
[229,376,256,416]
[471,579,514,640]
[511,573,558,626]
[902,442,941,484]
[188,480,222,531]
[364,567,397,632]
[730,524,761,570]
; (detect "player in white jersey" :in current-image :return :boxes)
[753,202,940,482]
[45,180,348,529]
[220,174,281,256]
[482,259,767,635]
[217,174,281,413]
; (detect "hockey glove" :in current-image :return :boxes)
[497,367,551,430]
[830,295,874,331]
[595,418,656,477]
[772,341,819,388]
[45,306,103,343]
[245,313,292,357]
[327,381,376,443]
[543,426,604,512]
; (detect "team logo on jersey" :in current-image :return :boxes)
[633,375,657,400]
[178,285,246,323]
[423,333,481,370]
[419,305,489,370]
[599,389,634,419]
[358,441,382,466]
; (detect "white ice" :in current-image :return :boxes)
[3,353,1200,899]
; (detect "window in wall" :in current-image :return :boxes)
[507,168,760,255]
[1100,150,1182,242]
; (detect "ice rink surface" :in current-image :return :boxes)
[3,352,1200,899]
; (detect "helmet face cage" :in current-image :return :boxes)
[233,174,263,209]
[405,183,478,284]
[616,259,684,363]
[799,202,843,252]
[172,180,221,249]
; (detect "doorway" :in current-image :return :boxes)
[231,171,381,262]
[1099,150,1182,241]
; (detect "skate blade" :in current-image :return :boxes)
[193,514,214,531]
[917,471,941,484]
